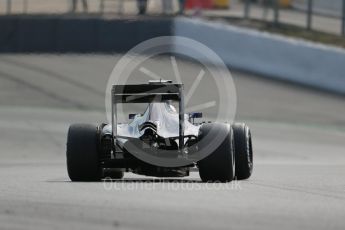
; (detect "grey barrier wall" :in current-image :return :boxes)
[174,18,345,94]
[0,15,344,94]
[0,16,174,53]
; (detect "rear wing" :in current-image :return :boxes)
[111,82,185,150]
[112,83,182,103]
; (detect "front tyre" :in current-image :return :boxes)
[104,169,124,179]
[66,124,101,181]
[232,123,253,180]
[197,123,235,182]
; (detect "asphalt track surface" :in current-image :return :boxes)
[0,54,345,230]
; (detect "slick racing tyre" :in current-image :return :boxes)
[197,123,235,182]
[67,124,101,181]
[232,123,253,180]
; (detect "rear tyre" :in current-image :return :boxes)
[232,123,253,180]
[197,123,235,182]
[66,124,101,181]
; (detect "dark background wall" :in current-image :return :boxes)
[0,16,174,53]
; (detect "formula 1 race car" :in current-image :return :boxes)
[66,80,253,182]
